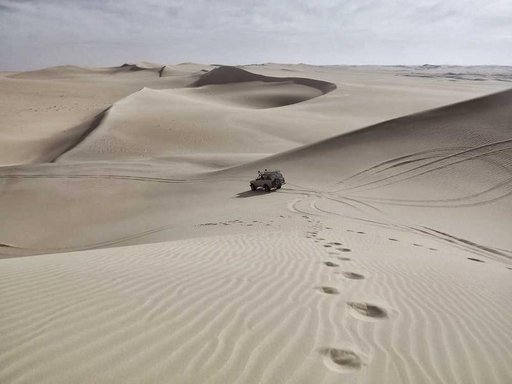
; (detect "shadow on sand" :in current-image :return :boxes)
[235,190,271,198]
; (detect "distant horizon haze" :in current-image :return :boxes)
[0,0,511,70]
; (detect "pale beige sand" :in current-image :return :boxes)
[1,64,506,167]
[1,230,511,384]
[0,64,511,383]
[0,64,210,166]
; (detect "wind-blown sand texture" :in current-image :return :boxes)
[1,63,511,383]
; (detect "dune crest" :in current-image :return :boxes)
[193,65,337,94]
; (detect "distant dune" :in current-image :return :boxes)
[9,63,165,79]
[193,65,337,94]
[45,67,333,162]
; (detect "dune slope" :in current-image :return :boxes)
[0,64,201,166]
[53,66,337,163]
[1,227,511,384]
[2,64,506,166]
[1,88,511,254]
[225,88,512,251]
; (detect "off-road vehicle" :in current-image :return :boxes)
[250,170,285,192]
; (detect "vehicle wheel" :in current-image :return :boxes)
[276,183,282,189]
[264,184,271,192]
[250,184,256,191]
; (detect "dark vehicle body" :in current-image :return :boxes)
[250,170,285,192]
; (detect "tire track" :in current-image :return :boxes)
[347,175,512,208]
[337,140,512,193]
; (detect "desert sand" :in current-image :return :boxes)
[1,63,511,383]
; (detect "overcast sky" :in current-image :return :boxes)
[0,0,510,70]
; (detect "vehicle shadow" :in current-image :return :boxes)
[235,190,270,198]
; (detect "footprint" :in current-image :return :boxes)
[337,248,351,252]
[330,242,343,245]
[467,257,484,263]
[412,243,422,247]
[429,248,437,251]
[320,348,365,372]
[347,302,388,320]
[324,261,339,267]
[337,257,351,261]
[317,286,339,295]
[323,244,332,248]
[341,272,365,280]
[388,238,398,242]
[356,231,365,234]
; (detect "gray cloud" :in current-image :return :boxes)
[0,0,511,70]
[0,4,14,12]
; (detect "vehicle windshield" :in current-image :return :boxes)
[256,171,281,180]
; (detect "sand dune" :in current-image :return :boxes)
[1,229,511,383]
[0,65,196,166]
[193,65,337,94]
[226,88,512,250]
[1,65,511,253]
[55,67,336,162]
[2,64,505,166]
[8,65,118,79]
[53,86,298,162]
[9,63,166,79]
[1,63,511,384]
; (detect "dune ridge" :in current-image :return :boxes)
[50,107,111,162]
[9,63,165,80]
[193,65,337,94]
